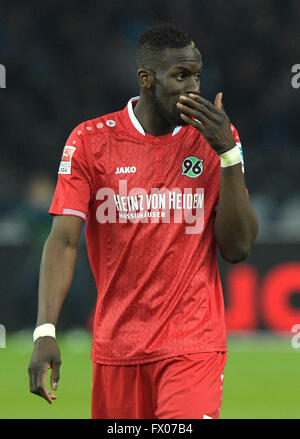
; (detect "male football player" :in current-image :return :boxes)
[28,22,258,419]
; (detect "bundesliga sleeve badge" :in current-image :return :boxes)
[58,145,76,175]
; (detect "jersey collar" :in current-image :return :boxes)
[127,96,182,137]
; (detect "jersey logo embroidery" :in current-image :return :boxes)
[181,156,204,178]
[58,145,76,175]
[115,166,136,174]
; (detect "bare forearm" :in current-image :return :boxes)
[36,234,78,326]
[214,164,258,263]
[176,92,258,261]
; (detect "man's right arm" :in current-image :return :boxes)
[28,214,83,404]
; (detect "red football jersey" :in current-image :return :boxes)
[49,97,244,365]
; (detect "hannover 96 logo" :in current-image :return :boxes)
[181,156,204,178]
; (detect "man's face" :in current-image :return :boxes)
[150,46,202,126]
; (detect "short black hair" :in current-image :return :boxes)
[136,22,194,70]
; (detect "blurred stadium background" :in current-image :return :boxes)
[0,0,300,419]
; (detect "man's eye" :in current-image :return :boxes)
[176,73,200,81]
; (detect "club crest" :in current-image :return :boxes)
[181,156,204,178]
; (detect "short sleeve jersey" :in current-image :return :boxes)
[49,97,244,365]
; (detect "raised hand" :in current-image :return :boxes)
[177,92,236,155]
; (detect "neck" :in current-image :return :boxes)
[133,94,177,137]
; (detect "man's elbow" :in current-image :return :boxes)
[220,245,251,264]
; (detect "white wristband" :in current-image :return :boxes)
[33,323,56,342]
[219,145,242,168]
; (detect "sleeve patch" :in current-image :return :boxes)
[58,145,77,175]
[236,141,245,174]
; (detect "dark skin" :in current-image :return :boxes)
[135,44,258,261]
[28,44,258,404]
[134,45,203,136]
[28,215,83,403]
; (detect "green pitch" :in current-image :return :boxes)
[0,330,299,419]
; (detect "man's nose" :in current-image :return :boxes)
[186,77,200,95]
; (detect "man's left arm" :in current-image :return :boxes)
[214,162,258,263]
[177,92,258,263]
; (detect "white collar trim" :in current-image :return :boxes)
[127,96,182,136]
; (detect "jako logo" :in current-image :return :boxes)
[291,324,300,349]
[115,166,136,174]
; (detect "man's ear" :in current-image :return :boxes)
[137,68,155,88]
